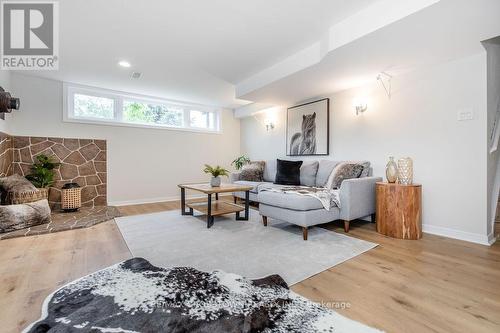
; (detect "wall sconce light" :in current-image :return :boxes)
[264,119,275,131]
[258,106,279,131]
[353,98,368,115]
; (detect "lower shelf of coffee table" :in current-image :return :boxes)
[186,202,245,216]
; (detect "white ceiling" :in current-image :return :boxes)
[236,0,500,106]
[20,0,377,108]
[16,0,500,110]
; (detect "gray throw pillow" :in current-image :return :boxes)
[263,159,277,182]
[239,161,265,182]
[325,162,364,189]
[0,199,51,233]
[316,160,340,187]
[300,161,319,187]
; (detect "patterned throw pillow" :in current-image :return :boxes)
[239,161,265,182]
[343,160,371,177]
[325,162,364,189]
[355,161,371,177]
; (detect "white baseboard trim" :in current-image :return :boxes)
[487,232,497,245]
[423,224,493,246]
[109,193,232,207]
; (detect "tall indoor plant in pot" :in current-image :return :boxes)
[203,164,229,187]
[26,154,60,199]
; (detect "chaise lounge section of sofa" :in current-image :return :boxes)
[231,159,382,240]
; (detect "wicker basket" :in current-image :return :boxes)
[61,183,82,212]
[7,188,49,204]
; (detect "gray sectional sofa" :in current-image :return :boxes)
[231,159,382,240]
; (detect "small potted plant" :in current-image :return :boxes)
[26,154,60,199]
[231,155,250,170]
[203,164,229,187]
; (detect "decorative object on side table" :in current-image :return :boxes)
[376,182,422,239]
[231,155,250,170]
[203,164,229,187]
[25,154,60,198]
[397,157,413,185]
[385,156,398,183]
[61,183,82,212]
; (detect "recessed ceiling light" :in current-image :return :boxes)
[118,61,131,68]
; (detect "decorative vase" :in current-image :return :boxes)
[385,156,398,183]
[210,176,221,187]
[397,157,413,185]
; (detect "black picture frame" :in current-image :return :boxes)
[286,98,329,156]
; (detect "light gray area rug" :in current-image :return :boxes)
[116,209,377,285]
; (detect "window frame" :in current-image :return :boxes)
[63,83,222,134]
[189,109,212,129]
[121,98,186,129]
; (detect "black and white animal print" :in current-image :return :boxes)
[290,112,317,155]
[25,258,381,333]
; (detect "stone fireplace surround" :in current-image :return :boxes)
[0,132,107,209]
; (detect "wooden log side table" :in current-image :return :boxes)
[376,182,422,240]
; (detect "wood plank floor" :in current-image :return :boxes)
[1,199,499,333]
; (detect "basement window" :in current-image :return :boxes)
[74,93,115,120]
[64,84,221,133]
[122,100,184,127]
[190,110,216,129]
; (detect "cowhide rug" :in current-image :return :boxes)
[25,258,382,333]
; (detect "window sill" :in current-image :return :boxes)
[62,117,223,135]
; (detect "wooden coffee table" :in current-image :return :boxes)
[177,183,253,228]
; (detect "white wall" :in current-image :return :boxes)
[484,39,500,241]
[241,54,491,244]
[9,73,241,205]
[0,70,11,134]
